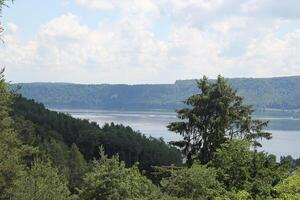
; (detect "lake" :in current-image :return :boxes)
[55,109,300,159]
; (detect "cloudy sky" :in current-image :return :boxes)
[1,0,300,84]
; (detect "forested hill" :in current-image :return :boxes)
[14,75,300,110]
[12,95,182,170]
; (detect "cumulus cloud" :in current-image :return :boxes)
[76,0,115,10]
[1,0,300,83]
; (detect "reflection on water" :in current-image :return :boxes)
[55,109,300,159]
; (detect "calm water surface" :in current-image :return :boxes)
[55,109,300,159]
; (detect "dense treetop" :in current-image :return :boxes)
[1,69,300,199]
[12,95,182,169]
[168,76,271,165]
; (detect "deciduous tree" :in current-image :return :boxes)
[274,170,300,200]
[79,148,163,200]
[161,164,225,199]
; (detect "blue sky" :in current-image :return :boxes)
[1,0,300,84]
[3,0,121,41]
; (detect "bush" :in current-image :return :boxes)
[161,164,225,199]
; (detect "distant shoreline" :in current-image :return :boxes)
[51,107,300,113]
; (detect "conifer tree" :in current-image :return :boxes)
[0,69,24,199]
[168,76,271,165]
[79,148,163,199]
[14,159,72,200]
[68,143,88,193]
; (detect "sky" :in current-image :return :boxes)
[1,0,300,84]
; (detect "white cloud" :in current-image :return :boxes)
[76,0,160,18]
[2,0,300,83]
[76,0,115,10]
[38,14,89,40]
[0,23,38,67]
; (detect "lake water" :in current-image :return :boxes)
[55,109,300,159]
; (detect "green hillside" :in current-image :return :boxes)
[14,76,300,110]
[1,72,299,199]
[12,95,182,169]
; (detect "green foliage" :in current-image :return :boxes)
[210,140,252,190]
[12,116,38,147]
[14,76,300,111]
[2,0,298,196]
[0,122,24,199]
[68,143,88,193]
[168,75,271,165]
[0,69,24,199]
[248,153,290,199]
[41,138,69,173]
[273,170,300,200]
[12,96,182,169]
[210,139,290,199]
[79,148,163,200]
[147,165,182,185]
[0,65,298,199]
[219,190,251,200]
[280,156,300,171]
[14,159,72,200]
[161,164,225,199]
[101,123,182,169]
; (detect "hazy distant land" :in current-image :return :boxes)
[14,76,300,111]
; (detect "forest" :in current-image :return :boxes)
[1,70,300,199]
[12,95,182,170]
[15,75,300,111]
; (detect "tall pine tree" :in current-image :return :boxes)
[14,159,72,200]
[0,69,24,199]
[168,76,271,165]
[68,143,87,193]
